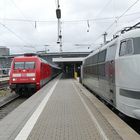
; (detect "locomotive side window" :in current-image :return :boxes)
[98,49,107,63]
[98,49,107,79]
[106,44,117,61]
[25,62,35,69]
[119,39,133,56]
[92,54,98,64]
[14,62,24,69]
[133,37,140,54]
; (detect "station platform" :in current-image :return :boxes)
[0,74,139,140]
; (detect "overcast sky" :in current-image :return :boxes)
[0,0,140,54]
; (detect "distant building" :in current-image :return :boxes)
[0,46,10,56]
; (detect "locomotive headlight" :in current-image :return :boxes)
[31,78,35,81]
[12,78,16,81]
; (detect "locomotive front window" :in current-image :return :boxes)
[14,62,35,69]
[119,39,133,56]
[14,62,24,69]
[25,62,35,69]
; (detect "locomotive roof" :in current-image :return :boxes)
[13,55,60,69]
[85,38,117,60]
[13,55,39,60]
[84,28,140,61]
[119,28,140,40]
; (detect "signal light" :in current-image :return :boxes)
[56,9,61,19]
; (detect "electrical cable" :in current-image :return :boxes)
[0,18,57,23]
[93,0,140,43]
[117,0,140,20]
[106,0,140,32]
[94,0,113,19]
[1,10,140,24]
[9,0,45,50]
[9,0,35,28]
[1,0,140,52]
[0,22,31,45]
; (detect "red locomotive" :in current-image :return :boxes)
[9,54,60,95]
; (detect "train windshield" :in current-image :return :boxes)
[14,62,35,69]
[25,62,35,69]
[14,62,24,69]
[120,37,140,56]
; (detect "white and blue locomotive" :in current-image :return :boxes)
[81,23,140,119]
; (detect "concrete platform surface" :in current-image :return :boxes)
[0,74,139,140]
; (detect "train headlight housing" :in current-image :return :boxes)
[12,78,16,81]
[31,78,35,81]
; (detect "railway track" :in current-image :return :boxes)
[0,78,9,90]
[0,94,26,120]
[0,94,19,108]
[0,84,9,90]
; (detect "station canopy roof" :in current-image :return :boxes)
[53,57,84,63]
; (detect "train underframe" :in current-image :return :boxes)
[10,83,36,96]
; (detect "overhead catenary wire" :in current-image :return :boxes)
[93,0,140,43]
[9,0,44,50]
[1,10,140,24]
[0,21,31,46]
[118,0,140,20]
[105,0,140,32]
[9,0,35,28]
[0,20,37,49]
[94,0,113,19]
[1,1,139,27]
[0,18,57,23]
[0,0,140,53]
